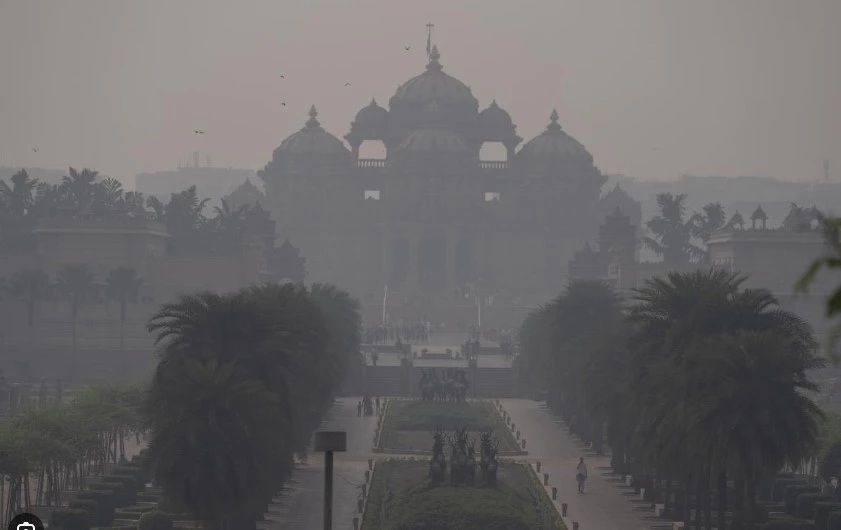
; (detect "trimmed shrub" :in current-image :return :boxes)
[761,518,815,530]
[731,505,771,529]
[117,464,147,486]
[828,511,841,530]
[68,499,98,522]
[50,508,89,530]
[775,480,807,502]
[797,494,832,519]
[785,485,820,516]
[92,481,130,507]
[814,502,841,528]
[103,474,141,497]
[77,490,116,526]
[138,511,174,530]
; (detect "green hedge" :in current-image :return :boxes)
[138,511,173,530]
[785,485,820,516]
[51,508,90,530]
[761,518,815,530]
[797,494,833,519]
[814,502,841,529]
[77,490,116,526]
[775,480,807,502]
[90,481,130,508]
[731,506,771,529]
[69,500,99,523]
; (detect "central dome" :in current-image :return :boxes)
[390,46,478,108]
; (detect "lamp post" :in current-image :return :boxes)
[313,431,347,530]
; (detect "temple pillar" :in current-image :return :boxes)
[446,236,457,290]
[407,236,418,291]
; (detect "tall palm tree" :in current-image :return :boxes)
[685,330,824,530]
[642,193,704,266]
[55,265,96,355]
[60,168,99,214]
[9,269,52,346]
[104,267,143,352]
[147,359,286,530]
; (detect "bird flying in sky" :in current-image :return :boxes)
[344,82,352,87]
[32,148,38,153]
[193,130,205,135]
[404,46,411,51]
[281,102,287,107]
[279,74,285,79]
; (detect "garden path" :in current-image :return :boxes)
[259,397,377,530]
[501,398,652,530]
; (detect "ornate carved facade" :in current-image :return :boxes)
[256,47,639,316]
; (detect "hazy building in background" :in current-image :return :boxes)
[256,47,638,324]
[135,150,257,205]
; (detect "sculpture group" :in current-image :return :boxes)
[418,368,469,403]
[428,427,499,488]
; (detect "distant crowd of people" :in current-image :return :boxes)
[363,322,432,344]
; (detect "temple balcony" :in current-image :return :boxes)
[480,160,508,170]
[358,158,387,168]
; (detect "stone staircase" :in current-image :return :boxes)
[364,366,405,396]
[473,367,518,398]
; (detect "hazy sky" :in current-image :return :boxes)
[2,0,839,188]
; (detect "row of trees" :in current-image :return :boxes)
[145,282,362,530]
[0,384,146,523]
[642,192,820,266]
[0,265,143,353]
[520,270,825,530]
[0,168,271,256]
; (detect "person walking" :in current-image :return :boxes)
[375,395,381,415]
[357,400,363,417]
[576,457,588,494]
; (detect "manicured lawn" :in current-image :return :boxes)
[361,459,564,530]
[378,400,521,453]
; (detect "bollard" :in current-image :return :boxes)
[352,517,359,530]
[511,423,516,432]
[368,459,373,470]
[572,522,579,530]
[522,439,527,450]
[543,473,549,486]
[516,430,520,440]
[361,484,367,498]
[536,461,541,473]
[365,470,370,482]
[496,399,500,406]
[357,498,364,513]
[562,503,568,516]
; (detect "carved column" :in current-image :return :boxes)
[407,236,418,291]
[446,236,457,290]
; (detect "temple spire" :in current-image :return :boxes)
[426,22,435,58]
[305,105,320,128]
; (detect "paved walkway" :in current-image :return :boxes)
[260,398,378,530]
[501,399,651,530]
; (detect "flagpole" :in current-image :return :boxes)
[382,284,388,324]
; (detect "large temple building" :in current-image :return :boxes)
[252,46,639,323]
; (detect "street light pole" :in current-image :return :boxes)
[314,431,347,530]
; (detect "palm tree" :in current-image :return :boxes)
[684,330,824,530]
[642,193,704,266]
[628,269,820,529]
[105,267,143,353]
[147,359,286,530]
[60,168,99,214]
[55,265,96,355]
[799,215,841,360]
[9,269,52,346]
[93,177,124,216]
[145,283,361,528]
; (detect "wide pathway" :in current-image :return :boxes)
[501,399,651,530]
[260,398,378,530]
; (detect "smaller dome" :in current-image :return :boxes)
[353,98,389,128]
[479,100,513,130]
[517,110,592,161]
[397,128,469,153]
[274,105,351,158]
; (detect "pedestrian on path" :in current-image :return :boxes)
[357,401,363,417]
[576,457,588,494]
